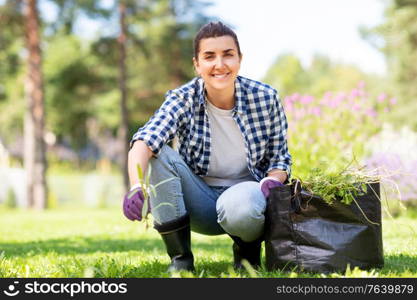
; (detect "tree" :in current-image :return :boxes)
[1,0,213,172]
[23,0,47,209]
[0,0,26,146]
[362,0,417,129]
[262,53,374,99]
[118,0,129,191]
[262,54,307,96]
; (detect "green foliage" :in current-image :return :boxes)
[285,82,394,180]
[135,163,151,222]
[46,0,112,36]
[299,162,379,206]
[263,54,308,96]
[362,0,417,130]
[0,0,212,160]
[44,35,100,150]
[0,1,26,145]
[135,163,175,226]
[263,54,381,99]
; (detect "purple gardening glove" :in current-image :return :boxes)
[123,185,147,221]
[259,177,284,198]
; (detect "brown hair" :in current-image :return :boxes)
[194,21,242,59]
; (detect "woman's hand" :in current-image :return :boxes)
[123,186,147,221]
[259,177,284,198]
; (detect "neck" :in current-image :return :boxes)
[205,85,235,110]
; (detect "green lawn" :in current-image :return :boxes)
[0,207,416,278]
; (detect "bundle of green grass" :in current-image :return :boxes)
[295,162,381,206]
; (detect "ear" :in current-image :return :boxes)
[239,53,243,63]
[192,57,200,75]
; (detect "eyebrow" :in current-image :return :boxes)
[202,49,235,55]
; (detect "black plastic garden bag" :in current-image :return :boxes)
[264,181,384,273]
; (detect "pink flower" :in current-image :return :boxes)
[284,96,292,105]
[294,108,306,120]
[390,97,397,105]
[350,89,360,98]
[377,93,387,103]
[336,92,347,99]
[291,93,300,102]
[284,101,293,112]
[328,94,345,108]
[311,107,321,116]
[320,92,332,105]
[300,95,314,105]
[320,98,330,106]
[324,91,333,98]
[365,108,377,118]
[351,104,361,112]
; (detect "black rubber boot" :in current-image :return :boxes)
[229,235,262,270]
[154,214,195,272]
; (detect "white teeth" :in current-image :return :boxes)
[213,73,228,78]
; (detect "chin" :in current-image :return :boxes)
[206,77,235,91]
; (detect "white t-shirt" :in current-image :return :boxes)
[202,99,255,186]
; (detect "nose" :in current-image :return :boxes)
[214,56,225,69]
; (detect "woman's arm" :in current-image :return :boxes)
[128,90,188,187]
[267,169,288,183]
[265,92,292,181]
[128,140,154,187]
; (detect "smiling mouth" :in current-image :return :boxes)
[211,72,230,79]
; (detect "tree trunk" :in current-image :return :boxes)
[118,0,130,192]
[23,0,47,210]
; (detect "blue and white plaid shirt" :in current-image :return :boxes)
[131,75,292,181]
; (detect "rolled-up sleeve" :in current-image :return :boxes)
[266,92,292,178]
[130,92,185,156]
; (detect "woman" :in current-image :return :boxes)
[123,21,291,272]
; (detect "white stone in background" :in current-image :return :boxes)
[364,123,417,204]
[365,123,417,161]
[0,167,27,207]
[0,168,123,208]
[83,174,124,207]
[0,138,10,167]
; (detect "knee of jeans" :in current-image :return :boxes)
[149,145,182,178]
[216,182,266,241]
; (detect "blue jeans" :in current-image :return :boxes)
[149,145,266,242]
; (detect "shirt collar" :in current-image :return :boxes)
[234,76,247,114]
[196,76,247,114]
[197,77,206,106]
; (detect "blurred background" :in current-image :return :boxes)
[0,0,416,216]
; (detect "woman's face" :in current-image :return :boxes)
[193,35,241,93]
